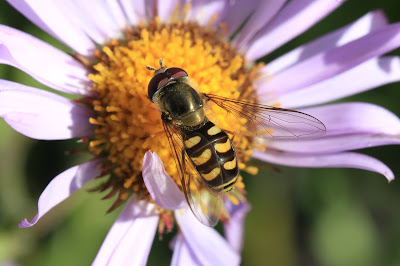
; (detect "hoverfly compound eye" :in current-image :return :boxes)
[148,72,169,102]
[166,68,188,79]
[147,67,189,102]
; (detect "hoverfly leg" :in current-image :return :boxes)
[181,150,190,176]
[220,128,236,143]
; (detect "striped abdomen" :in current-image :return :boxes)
[183,121,239,192]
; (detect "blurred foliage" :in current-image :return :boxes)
[1,1,400,266]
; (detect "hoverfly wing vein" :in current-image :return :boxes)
[204,93,326,140]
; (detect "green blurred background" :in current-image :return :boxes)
[1,1,400,265]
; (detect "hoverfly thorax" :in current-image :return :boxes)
[148,65,206,127]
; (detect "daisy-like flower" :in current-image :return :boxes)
[1,0,400,265]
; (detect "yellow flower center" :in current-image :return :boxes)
[87,19,261,211]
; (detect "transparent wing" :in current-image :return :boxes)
[162,119,222,227]
[204,93,327,140]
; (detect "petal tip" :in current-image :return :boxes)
[386,173,395,183]
[18,218,34,228]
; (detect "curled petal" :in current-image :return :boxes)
[252,150,394,182]
[6,0,96,56]
[264,10,388,75]
[0,25,90,95]
[299,102,400,137]
[0,80,94,140]
[93,199,159,266]
[19,159,103,228]
[142,151,186,210]
[275,56,400,109]
[175,209,240,266]
[224,201,251,253]
[258,23,400,98]
[245,0,343,61]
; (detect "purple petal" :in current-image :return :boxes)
[158,0,180,22]
[19,159,103,228]
[93,198,159,266]
[275,56,400,109]
[57,1,124,44]
[104,0,128,29]
[233,0,286,48]
[257,23,400,99]
[0,80,94,140]
[266,134,400,155]
[118,0,154,25]
[264,10,388,76]
[175,209,240,266]
[6,0,96,56]
[0,25,91,95]
[142,151,186,210]
[171,234,202,266]
[299,102,400,137]
[186,0,226,26]
[224,201,251,253]
[252,150,394,182]
[219,0,259,37]
[64,0,124,42]
[245,0,343,61]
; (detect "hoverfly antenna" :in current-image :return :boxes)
[146,59,167,76]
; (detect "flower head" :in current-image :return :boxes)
[1,0,400,265]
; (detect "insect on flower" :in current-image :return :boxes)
[147,59,327,226]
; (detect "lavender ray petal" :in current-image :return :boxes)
[266,134,400,155]
[186,0,226,26]
[245,0,343,61]
[258,23,400,99]
[224,201,251,253]
[0,80,94,140]
[142,151,186,210]
[233,0,286,48]
[298,102,400,137]
[0,25,91,95]
[158,0,180,22]
[6,0,96,56]
[18,159,104,228]
[219,0,260,37]
[252,150,394,182]
[118,0,154,25]
[263,10,388,76]
[175,209,240,266]
[171,234,202,266]
[274,56,400,109]
[66,0,125,42]
[93,198,159,266]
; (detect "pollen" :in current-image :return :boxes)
[87,19,261,211]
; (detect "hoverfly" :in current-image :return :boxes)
[147,59,326,226]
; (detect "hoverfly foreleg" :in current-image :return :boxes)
[181,149,189,176]
[222,128,236,143]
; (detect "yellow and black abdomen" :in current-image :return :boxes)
[183,121,239,192]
